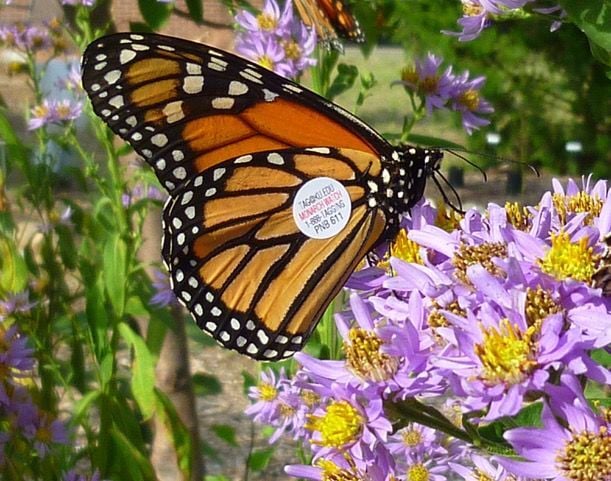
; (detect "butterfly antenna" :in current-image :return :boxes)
[445,147,540,178]
[445,149,488,182]
[432,171,464,214]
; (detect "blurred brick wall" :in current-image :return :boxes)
[110,0,238,50]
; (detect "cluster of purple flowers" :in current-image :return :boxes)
[0,20,67,54]
[0,306,69,465]
[234,0,316,78]
[28,98,83,130]
[447,0,566,41]
[400,53,494,134]
[247,177,610,481]
[60,0,96,6]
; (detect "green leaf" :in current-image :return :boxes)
[247,447,274,471]
[242,370,257,394]
[56,224,77,270]
[71,389,101,427]
[0,237,28,293]
[211,424,238,447]
[125,295,149,318]
[100,352,114,388]
[326,63,359,101]
[110,427,157,481]
[103,233,127,317]
[84,277,109,358]
[204,476,231,481]
[0,108,29,169]
[155,389,193,477]
[137,0,173,30]
[192,373,222,396]
[186,0,204,22]
[559,0,611,66]
[118,322,156,419]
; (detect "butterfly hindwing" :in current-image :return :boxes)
[81,33,383,194]
[161,147,387,360]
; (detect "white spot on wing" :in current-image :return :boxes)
[228,81,248,96]
[120,49,136,64]
[183,76,204,94]
[267,153,284,165]
[211,97,235,109]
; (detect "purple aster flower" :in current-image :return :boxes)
[280,22,317,77]
[63,469,106,481]
[235,0,293,36]
[122,183,165,208]
[234,0,315,78]
[235,33,287,74]
[39,206,73,233]
[399,53,455,114]
[57,63,84,93]
[60,0,95,5]
[150,268,179,308]
[28,99,82,130]
[0,323,35,377]
[499,377,610,480]
[0,291,36,318]
[448,71,493,134]
[286,452,389,481]
[445,0,530,41]
[25,411,69,457]
[244,368,286,425]
[0,24,52,52]
[452,453,520,481]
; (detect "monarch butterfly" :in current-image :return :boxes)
[294,0,364,50]
[81,33,442,361]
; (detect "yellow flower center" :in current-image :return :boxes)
[436,201,463,232]
[55,104,72,118]
[279,402,296,419]
[463,1,484,16]
[258,382,277,401]
[557,426,611,481]
[257,55,274,71]
[300,389,320,407]
[407,463,429,481]
[459,90,480,111]
[473,468,494,481]
[453,242,508,285]
[306,400,363,448]
[525,286,563,326]
[316,459,360,481]
[402,427,423,447]
[344,327,398,382]
[420,76,439,95]
[32,104,49,119]
[505,201,532,231]
[552,192,603,226]
[379,229,423,270]
[256,13,277,31]
[283,40,301,60]
[475,318,539,386]
[401,66,419,85]
[427,301,465,330]
[538,232,598,282]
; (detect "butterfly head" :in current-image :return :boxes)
[393,145,443,209]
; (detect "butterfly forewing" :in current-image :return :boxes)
[81,33,384,194]
[162,147,386,360]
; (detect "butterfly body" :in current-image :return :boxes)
[294,0,364,50]
[82,33,441,360]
